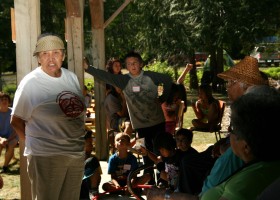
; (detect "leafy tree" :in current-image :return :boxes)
[187,0,280,90]
[0,0,16,91]
[1,0,280,92]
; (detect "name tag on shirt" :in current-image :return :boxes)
[132,86,140,92]
[123,164,131,170]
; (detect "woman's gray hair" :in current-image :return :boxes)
[230,85,280,161]
[238,82,249,91]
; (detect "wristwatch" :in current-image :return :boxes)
[164,189,171,200]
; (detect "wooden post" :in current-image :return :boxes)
[65,0,84,89]
[10,8,16,43]
[14,0,41,199]
[104,0,131,28]
[89,0,108,160]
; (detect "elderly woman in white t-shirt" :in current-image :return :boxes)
[11,33,85,200]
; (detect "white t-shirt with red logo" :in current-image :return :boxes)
[12,67,85,157]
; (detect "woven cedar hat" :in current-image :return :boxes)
[33,35,65,56]
[217,56,265,86]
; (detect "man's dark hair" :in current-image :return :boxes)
[175,128,193,143]
[0,92,11,103]
[154,132,176,151]
[124,51,143,64]
[231,85,280,161]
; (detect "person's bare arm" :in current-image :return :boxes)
[10,115,26,140]
[177,64,193,84]
[111,173,122,188]
[7,131,18,142]
[207,102,220,131]
[140,147,162,164]
[192,101,203,119]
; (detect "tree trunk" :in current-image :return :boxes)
[189,51,198,90]
[212,48,223,91]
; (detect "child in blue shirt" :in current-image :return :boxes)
[102,133,150,194]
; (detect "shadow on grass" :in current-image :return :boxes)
[1,158,20,175]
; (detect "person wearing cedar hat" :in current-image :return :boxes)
[199,56,269,194]
[153,56,270,199]
[198,56,269,195]
[217,56,268,102]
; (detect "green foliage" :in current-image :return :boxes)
[85,79,94,91]
[3,84,16,99]
[178,67,203,87]
[1,0,280,78]
[142,61,204,88]
[262,67,280,79]
[0,0,16,72]
[143,61,175,80]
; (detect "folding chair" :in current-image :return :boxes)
[192,100,226,142]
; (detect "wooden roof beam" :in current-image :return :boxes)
[104,0,131,28]
[89,0,132,29]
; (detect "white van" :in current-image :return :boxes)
[250,44,280,67]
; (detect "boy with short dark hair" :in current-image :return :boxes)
[140,132,186,191]
[102,132,150,194]
[84,51,173,184]
[175,128,198,155]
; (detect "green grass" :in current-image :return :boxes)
[0,149,20,200]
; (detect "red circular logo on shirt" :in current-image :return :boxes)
[57,91,84,118]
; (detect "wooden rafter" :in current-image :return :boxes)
[104,0,131,28]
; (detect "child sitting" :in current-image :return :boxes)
[140,132,187,191]
[102,132,150,195]
[80,131,102,200]
[191,84,220,132]
[175,128,198,156]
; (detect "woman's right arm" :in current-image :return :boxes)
[207,101,220,131]
[10,115,26,140]
[177,64,193,84]
[192,101,203,119]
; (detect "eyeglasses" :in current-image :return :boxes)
[126,62,139,67]
[175,138,188,143]
[226,80,238,87]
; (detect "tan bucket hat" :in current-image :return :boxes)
[33,35,65,56]
[217,56,266,86]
